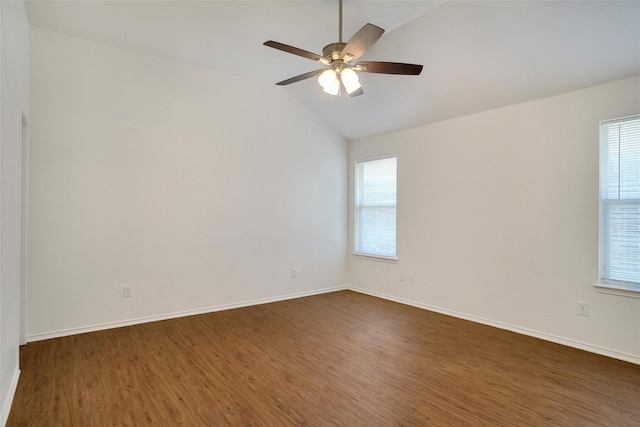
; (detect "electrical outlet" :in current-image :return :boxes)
[123,285,133,298]
[375,269,380,279]
[408,273,414,283]
[291,268,297,278]
[400,271,405,281]
[578,301,589,316]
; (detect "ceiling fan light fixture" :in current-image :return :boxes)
[340,67,361,95]
[318,69,340,95]
[264,0,423,96]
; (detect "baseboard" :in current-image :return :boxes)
[28,285,347,342]
[28,284,637,365]
[348,286,640,366]
[0,366,20,427]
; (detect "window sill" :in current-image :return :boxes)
[352,252,398,263]
[594,283,640,299]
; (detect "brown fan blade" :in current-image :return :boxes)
[356,61,423,75]
[340,23,384,62]
[264,41,324,62]
[276,69,325,86]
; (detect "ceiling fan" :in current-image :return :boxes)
[263,0,423,97]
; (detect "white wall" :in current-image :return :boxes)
[28,27,347,339]
[0,1,29,424]
[348,76,640,364]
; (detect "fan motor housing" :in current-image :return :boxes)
[323,42,347,61]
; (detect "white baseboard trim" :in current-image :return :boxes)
[1,366,20,427]
[28,286,347,342]
[348,286,640,366]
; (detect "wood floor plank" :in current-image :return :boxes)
[8,291,640,426]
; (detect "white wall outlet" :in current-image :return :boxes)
[291,268,297,278]
[408,273,414,282]
[375,269,380,279]
[578,301,589,316]
[400,271,405,281]
[123,285,133,298]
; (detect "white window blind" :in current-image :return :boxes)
[600,115,640,287]
[354,156,397,259]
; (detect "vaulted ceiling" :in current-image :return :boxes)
[25,0,640,140]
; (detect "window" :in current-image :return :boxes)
[354,156,397,259]
[600,115,640,289]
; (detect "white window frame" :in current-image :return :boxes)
[353,156,397,261]
[596,114,640,298]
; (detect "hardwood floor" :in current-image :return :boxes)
[8,290,640,426]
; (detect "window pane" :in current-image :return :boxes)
[619,120,640,199]
[362,159,397,205]
[602,203,640,283]
[359,206,397,256]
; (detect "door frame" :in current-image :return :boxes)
[18,110,29,346]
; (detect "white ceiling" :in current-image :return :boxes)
[24,0,640,141]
